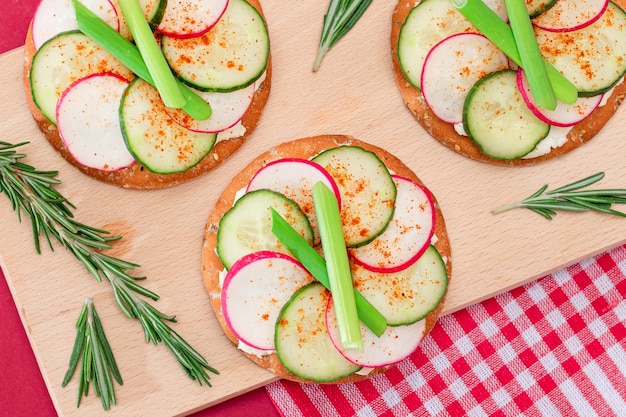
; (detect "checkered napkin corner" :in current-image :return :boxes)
[266,244,626,417]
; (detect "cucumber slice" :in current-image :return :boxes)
[275,282,361,382]
[351,245,448,326]
[217,189,314,270]
[120,78,217,174]
[29,31,133,125]
[463,69,550,160]
[161,0,269,92]
[535,2,626,96]
[312,146,396,248]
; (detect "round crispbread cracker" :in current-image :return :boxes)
[201,134,452,384]
[391,0,626,166]
[23,0,271,189]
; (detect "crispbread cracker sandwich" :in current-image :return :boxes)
[23,0,271,189]
[391,0,626,166]
[202,134,452,384]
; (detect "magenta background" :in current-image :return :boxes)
[0,1,279,416]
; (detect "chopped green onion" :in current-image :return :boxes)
[117,0,186,109]
[270,208,387,337]
[72,0,211,120]
[503,0,556,110]
[312,182,363,351]
[450,0,577,105]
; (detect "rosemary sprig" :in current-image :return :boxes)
[313,0,373,71]
[62,298,122,410]
[0,141,219,391]
[493,172,626,219]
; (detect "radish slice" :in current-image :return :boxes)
[517,69,602,127]
[421,33,509,124]
[349,175,434,273]
[246,158,341,245]
[32,0,119,50]
[351,245,448,326]
[533,0,608,32]
[164,83,255,133]
[326,296,426,368]
[157,0,229,38]
[56,73,136,171]
[221,251,314,350]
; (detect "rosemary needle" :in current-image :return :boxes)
[0,141,219,396]
[62,298,122,410]
[313,0,373,71]
[493,172,626,219]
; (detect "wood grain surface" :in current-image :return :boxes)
[1,1,625,416]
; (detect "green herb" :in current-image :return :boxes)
[503,0,556,110]
[62,298,122,410]
[450,0,577,105]
[0,141,219,393]
[313,0,373,71]
[493,172,626,219]
[117,0,186,108]
[72,0,211,120]
[270,208,387,337]
[312,182,363,351]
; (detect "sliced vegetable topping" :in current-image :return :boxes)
[535,1,626,96]
[312,146,396,248]
[326,297,427,368]
[517,69,603,127]
[349,175,435,273]
[56,73,135,171]
[463,69,549,160]
[165,83,255,133]
[221,251,314,350]
[30,31,134,125]
[313,182,362,352]
[161,0,270,92]
[533,0,609,32]
[351,245,448,326]
[120,78,217,173]
[248,158,341,244]
[274,283,362,382]
[32,0,119,50]
[157,0,229,38]
[421,32,509,123]
[216,189,313,270]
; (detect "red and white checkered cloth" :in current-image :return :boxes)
[265,244,626,417]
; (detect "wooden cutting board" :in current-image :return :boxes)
[1,1,625,416]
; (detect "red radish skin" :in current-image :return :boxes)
[164,82,256,133]
[56,72,136,171]
[349,175,434,273]
[532,0,609,32]
[32,0,119,50]
[246,158,341,244]
[157,0,229,38]
[221,251,314,351]
[326,296,426,368]
[517,69,603,127]
[421,33,509,124]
